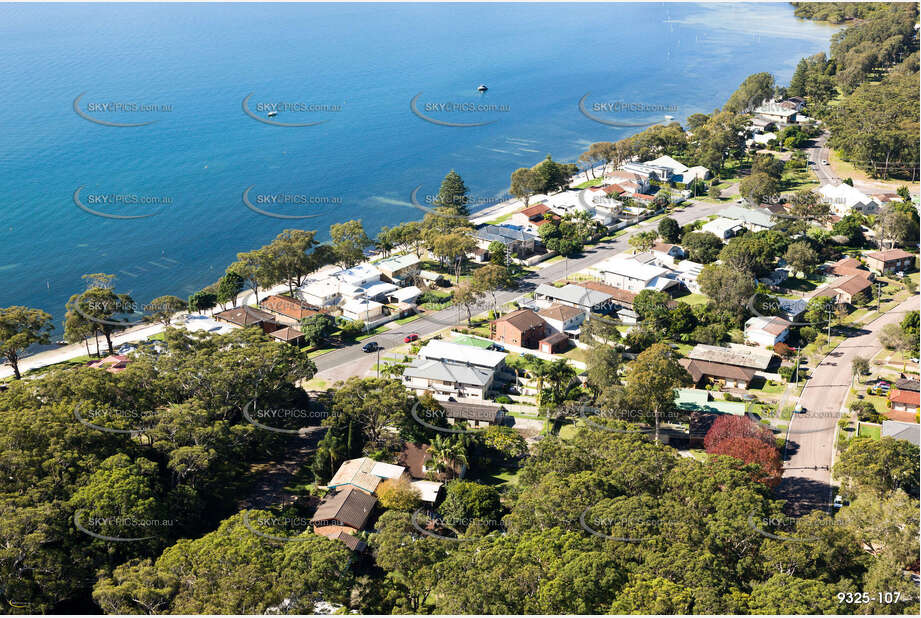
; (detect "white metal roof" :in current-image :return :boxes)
[417,339,506,369]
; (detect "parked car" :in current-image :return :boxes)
[793,404,806,414]
[821,159,828,165]
[486,343,505,351]
[833,495,844,508]
[362,342,380,353]
[403,333,420,343]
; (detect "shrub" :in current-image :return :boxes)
[494,395,513,404]
[704,415,775,451]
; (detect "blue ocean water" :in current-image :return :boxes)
[0,2,836,326]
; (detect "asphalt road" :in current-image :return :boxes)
[775,294,920,516]
[806,132,838,185]
[313,200,726,373]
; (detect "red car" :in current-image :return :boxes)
[403,333,420,343]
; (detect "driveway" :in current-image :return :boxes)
[776,294,920,515]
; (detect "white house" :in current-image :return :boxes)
[361,281,399,302]
[645,155,688,179]
[596,256,679,293]
[334,263,382,288]
[621,161,674,181]
[402,358,495,401]
[389,285,422,305]
[701,217,743,240]
[537,303,586,336]
[753,100,798,125]
[719,205,776,231]
[818,184,880,217]
[417,340,507,373]
[670,259,704,293]
[341,298,385,323]
[651,242,686,265]
[681,166,711,183]
[605,170,652,194]
[299,278,362,308]
[744,316,791,347]
[752,132,777,145]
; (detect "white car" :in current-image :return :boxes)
[833,495,844,508]
[821,160,828,165]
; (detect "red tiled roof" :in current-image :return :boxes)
[520,203,550,218]
[867,249,914,263]
[889,389,920,406]
[537,303,584,322]
[493,308,547,332]
[834,274,872,297]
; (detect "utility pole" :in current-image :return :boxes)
[876,280,882,312]
[825,305,834,344]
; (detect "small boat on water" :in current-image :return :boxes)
[664,115,674,121]
[267,110,278,118]
[477,84,488,92]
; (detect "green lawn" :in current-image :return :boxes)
[781,277,820,293]
[485,211,514,225]
[393,313,424,325]
[355,326,389,342]
[452,334,493,349]
[750,376,786,395]
[857,422,881,440]
[675,293,710,306]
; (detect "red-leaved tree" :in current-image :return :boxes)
[704,415,775,451]
[709,437,783,488]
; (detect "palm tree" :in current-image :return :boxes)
[427,435,469,481]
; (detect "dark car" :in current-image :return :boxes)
[486,343,505,352]
[362,342,380,353]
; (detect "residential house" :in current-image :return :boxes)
[87,354,130,373]
[260,295,319,321]
[825,257,872,279]
[700,216,743,240]
[818,184,880,217]
[537,303,586,336]
[753,100,798,125]
[419,270,446,288]
[334,263,382,288]
[267,326,306,347]
[388,285,422,305]
[719,205,776,231]
[671,259,704,293]
[675,388,747,415]
[311,486,377,537]
[418,340,507,373]
[534,282,614,314]
[475,225,538,256]
[490,308,547,349]
[645,155,688,179]
[341,297,385,323]
[403,359,496,400]
[621,161,674,181]
[814,273,873,305]
[686,343,776,372]
[512,203,552,230]
[298,278,362,308]
[361,281,400,302]
[881,420,920,446]
[606,170,651,194]
[596,256,679,293]
[776,297,807,323]
[751,131,777,146]
[744,316,792,347]
[651,242,686,264]
[214,306,282,334]
[889,378,920,415]
[575,280,650,324]
[326,457,409,495]
[440,401,507,427]
[865,249,916,274]
[376,253,422,284]
[679,358,756,389]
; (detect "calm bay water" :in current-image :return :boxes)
[0,2,836,325]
